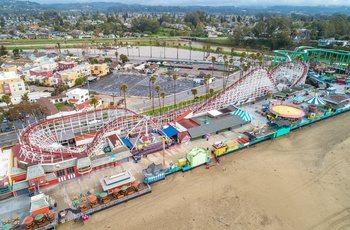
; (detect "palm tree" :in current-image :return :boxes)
[239,57,244,77]
[229,58,234,74]
[215,47,222,55]
[160,92,166,113]
[149,75,157,113]
[211,56,216,78]
[202,45,206,60]
[149,40,152,58]
[155,85,161,112]
[231,47,235,56]
[243,64,249,75]
[115,51,118,64]
[120,84,128,109]
[204,75,210,100]
[57,42,61,56]
[137,41,140,57]
[176,43,180,60]
[92,40,96,54]
[163,41,166,59]
[21,92,29,102]
[206,45,211,57]
[189,41,192,63]
[191,88,198,102]
[90,97,99,109]
[172,74,179,108]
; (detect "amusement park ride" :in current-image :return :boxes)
[13,60,309,169]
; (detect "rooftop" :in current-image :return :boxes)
[0,149,11,181]
[0,71,20,80]
[99,170,135,191]
[26,164,45,180]
[30,193,50,213]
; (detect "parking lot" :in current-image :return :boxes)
[84,73,195,98]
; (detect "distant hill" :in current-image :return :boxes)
[0,0,349,15]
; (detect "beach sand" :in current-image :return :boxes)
[59,112,350,230]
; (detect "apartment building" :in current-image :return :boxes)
[56,64,91,87]
[0,71,27,96]
[66,88,89,104]
[90,63,108,76]
[58,61,78,71]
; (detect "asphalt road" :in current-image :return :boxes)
[0,131,18,147]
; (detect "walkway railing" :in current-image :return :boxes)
[71,185,151,220]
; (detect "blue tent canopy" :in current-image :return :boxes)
[230,109,254,122]
[304,96,325,105]
[121,138,133,148]
[163,125,178,137]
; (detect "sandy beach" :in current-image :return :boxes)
[59,111,350,230]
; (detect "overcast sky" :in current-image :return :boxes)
[31,0,350,6]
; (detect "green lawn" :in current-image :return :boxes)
[54,102,68,110]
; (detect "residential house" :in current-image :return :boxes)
[66,88,89,104]
[55,69,76,87]
[0,71,27,96]
[35,97,59,117]
[49,94,68,104]
[55,63,90,87]
[75,95,102,111]
[318,38,335,47]
[9,58,37,67]
[90,63,108,76]
[58,61,78,71]
[0,64,17,72]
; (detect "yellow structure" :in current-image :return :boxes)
[0,65,17,72]
[90,63,108,76]
[59,71,77,88]
[0,71,27,96]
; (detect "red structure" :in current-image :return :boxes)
[58,61,78,71]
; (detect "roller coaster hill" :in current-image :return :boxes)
[8,61,302,180]
[13,47,348,192]
[273,46,350,71]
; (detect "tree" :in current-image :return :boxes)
[120,84,128,109]
[211,56,216,78]
[176,43,180,60]
[137,41,140,57]
[149,75,157,113]
[191,88,198,102]
[172,74,179,108]
[204,74,210,99]
[131,16,160,34]
[155,85,161,113]
[229,58,234,74]
[149,40,152,58]
[243,64,249,74]
[57,42,61,56]
[189,41,192,63]
[90,97,99,109]
[13,48,19,57]
[163,40,166,59]
[115,51,118,63]
[160,91,166,113]
[119,54,129,66]
[1,95,11,108]
[21,92,29,102]
[231,47,235,56]
[0,45,8,56]
[209,88,215,96]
